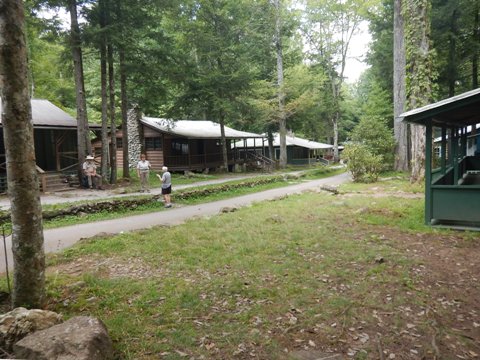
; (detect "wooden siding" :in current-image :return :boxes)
[145,150,164,170]
[91,124,250,172]
[144,126,160,137]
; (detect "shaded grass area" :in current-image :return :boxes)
[3,175,479,359]
[23,175,478,360]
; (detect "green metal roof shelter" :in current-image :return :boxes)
[401,88,480,230]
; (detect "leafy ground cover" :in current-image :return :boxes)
[4,175,480,359]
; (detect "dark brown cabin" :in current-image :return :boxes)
[0,99,100,192]
[93,117,266,172]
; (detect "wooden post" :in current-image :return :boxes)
[441,126,446,174]
[453,128,459,185]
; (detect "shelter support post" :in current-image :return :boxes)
[461,127,467,157]
[425,120,433,225]
[453,128,459,185]
[441,127,446,174]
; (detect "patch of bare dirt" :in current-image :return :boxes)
[272,225,479,359]
[48,255,164,280]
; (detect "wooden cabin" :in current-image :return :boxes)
[401,88,480,230]
[93,117,266,172]
[0,99,100,193]
[236,133,334,165]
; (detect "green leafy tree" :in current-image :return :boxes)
[302,0,381,162]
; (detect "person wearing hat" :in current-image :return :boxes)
[82,155,102,189]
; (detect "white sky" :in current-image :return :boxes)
[343,22,371,83]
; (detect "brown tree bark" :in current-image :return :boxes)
[403,0,433,182]
[219,114,228,171]
[99,0,109,182]
[473,2,479,89]
[274,0,287,169]
[108,43,117,184]
[69,0,91,179]
[393,0,409,172]
[0,0,46,308]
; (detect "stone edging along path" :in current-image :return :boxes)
[0,172,350,272]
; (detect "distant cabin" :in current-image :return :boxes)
[0,99,100,193]
[92,117,265,172]
[235,133,334,165]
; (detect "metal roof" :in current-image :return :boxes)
[141,117,265,139]
[0,99,102,129]
[400,88,480,127]
[0,99,76,127]
[235,133,333,150]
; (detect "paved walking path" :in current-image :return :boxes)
[0,171,350,272]
[0,173,268,210]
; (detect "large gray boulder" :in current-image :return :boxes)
[14,316,114,360]
[0,307,62,351]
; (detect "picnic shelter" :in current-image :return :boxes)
[401,88,480,229]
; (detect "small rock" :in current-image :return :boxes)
[14,316,114,360]
[375,256,385,264]
[0,307,63,352]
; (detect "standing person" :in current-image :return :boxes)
[158,166,172,208]
[136,154,151,192]
[82,155,103,189]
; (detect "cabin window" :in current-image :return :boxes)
[116,138,123,149]
[171,139,189,155]
[145,137,162,150]
[292,146,306,159]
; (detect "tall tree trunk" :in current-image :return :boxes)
[267,129,275,161]
[403,0,434,182]
[99,0,109,182]
[447,10,458,97]
[0,0,45,308]
[393,0,409,171]
[274,0,287,168]
[219,114,228,171]
[332,111,339,162]
[473,2,479,89]
[108,44,117,184]
[69,0,91,179]
[120,48,129,178]
[329,77,341,163]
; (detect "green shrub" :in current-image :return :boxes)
[343,143,383,183]
[350,116,395,171]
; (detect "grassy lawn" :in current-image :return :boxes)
[3,174,479,359]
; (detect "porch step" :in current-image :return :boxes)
[41,173,75,193]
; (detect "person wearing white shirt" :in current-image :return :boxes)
[136,154,151,192]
